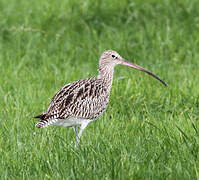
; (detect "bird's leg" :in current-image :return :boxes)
[73,126,78,137]
[73,126,79,147]
[75,122,90,147]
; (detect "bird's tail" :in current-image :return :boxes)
[34,113,48,128]
[34,113,46,120]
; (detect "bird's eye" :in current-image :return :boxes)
[112,55,116,58]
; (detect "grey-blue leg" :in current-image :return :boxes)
[73,122,90,147]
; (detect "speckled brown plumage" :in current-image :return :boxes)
[35,78,111,127]
[34,50,166,146]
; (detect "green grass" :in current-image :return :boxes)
[0,0,199,179]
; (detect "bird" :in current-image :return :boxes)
[34,50,167,146]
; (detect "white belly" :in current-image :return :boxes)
[53,117,93,127]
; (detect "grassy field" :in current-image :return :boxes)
[0,0,199,179]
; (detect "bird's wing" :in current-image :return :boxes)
[45,78,110,120]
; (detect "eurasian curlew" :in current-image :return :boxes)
[34,50,167,146]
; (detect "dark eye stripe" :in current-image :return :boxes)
[112,55,115,58]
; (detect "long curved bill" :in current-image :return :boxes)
[121,60,167,86]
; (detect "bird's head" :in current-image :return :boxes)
[99,50,167,86]
[100,50,123,66]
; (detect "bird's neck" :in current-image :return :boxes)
[97,64,114,89]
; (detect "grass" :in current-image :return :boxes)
[0,0,199,179]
